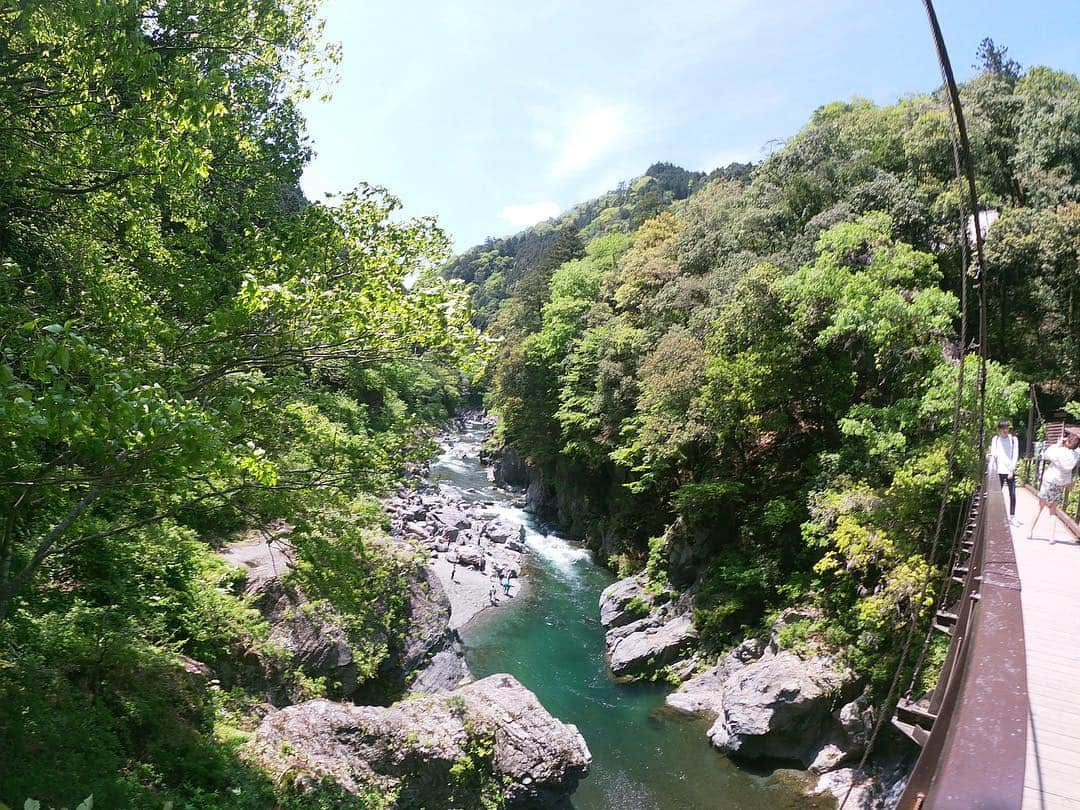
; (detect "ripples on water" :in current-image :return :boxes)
[428,417,828,810]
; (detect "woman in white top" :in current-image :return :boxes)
[988,419,1019,521]
[1029,429,1080,544]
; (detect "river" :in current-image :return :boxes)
[427,415,827,810]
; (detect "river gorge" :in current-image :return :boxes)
[429,414,828,809]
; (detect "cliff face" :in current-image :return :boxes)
[217,529,466,707]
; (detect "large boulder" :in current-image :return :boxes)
[408,639,473,695]
[598,575,694,681]
[253,578,362,705]
[707,649,858,766]
[606,614,698,679]
[403,520,429,539]
[432,504,472,531]
[222,530,472,707]
[256,674,591,808]
[808,693,875,773]
[524,471,555,516]
[810,754,911,810]
[218,534,359,704]
[664,637,765,717]
[598,575,653,629]
[370,563,463,700]
[492,445,531,488]
[664,664,726,717]
[665,616,867,772]
[452,545,485,570]
[485,517,524,545]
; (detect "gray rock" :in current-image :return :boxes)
[607,614,697,679]
[810,756,911,810]
[728,636,768,663]
[433,505,472,531]
[809,742,849,774]
[403,520,428,538]
[409,639,473,694]
[598,575,653,629]
[256,674,591,808]
[492,445,530,488]
[664,636,769,718]
[604,614,657,643]
[524,473,554,515]
[485,517,522,544]
[838,694,874,749]
[455,546,485,570]
[807,693,876,773]
[665,664,726,717]
[664,616,868,774]
[706,649,857,766]
[255,579,361,704]
[372,563,456,696]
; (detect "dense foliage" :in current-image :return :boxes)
[0,1,485,806]
[4,8,1078,804]
[448,44,1078,687]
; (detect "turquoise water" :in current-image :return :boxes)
[429,419,826,810]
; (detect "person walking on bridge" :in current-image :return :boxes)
[1029,429,1080,544]
[989,419,1020,523]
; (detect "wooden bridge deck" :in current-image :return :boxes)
[1005,484,1080,809]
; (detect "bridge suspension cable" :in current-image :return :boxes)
[838,1,992,805]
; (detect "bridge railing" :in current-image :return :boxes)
[893,471,1028,808]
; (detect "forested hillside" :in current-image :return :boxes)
[5,2,1080,804]
[444,161,749,328]
[0,2,485,806]
[446,41,1080,687]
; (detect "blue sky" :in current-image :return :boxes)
[299,1,1080,252]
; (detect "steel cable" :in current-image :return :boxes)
[838,2,990,805]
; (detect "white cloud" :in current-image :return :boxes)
[499,201,561,228]
[551,104,628,179]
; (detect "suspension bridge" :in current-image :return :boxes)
[893,474,1080,809]
[846,6,1080,807]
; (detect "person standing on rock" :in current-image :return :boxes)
[489,581,498,605]
[502,577,511,596]
[450,562,457,582]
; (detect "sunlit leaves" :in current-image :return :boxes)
[0,1,483,629]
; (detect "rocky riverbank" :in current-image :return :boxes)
[385,480,530,631]
[384,418,532,630]
[210,415,591,807]
[598,574,909,808]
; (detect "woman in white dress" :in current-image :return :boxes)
[1029,429,1080,544]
